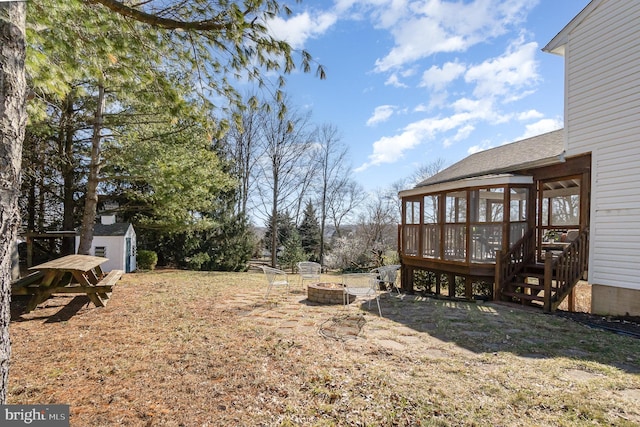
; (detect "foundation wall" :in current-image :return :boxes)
[591,284,640,317]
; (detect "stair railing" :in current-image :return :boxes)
[494,228,535,300]
[543,228,589,312]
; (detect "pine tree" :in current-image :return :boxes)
[298,201,321,262]
[263,212,296,262]
[279,230,305,273]
[201,204,253,272]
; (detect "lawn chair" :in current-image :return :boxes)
[297,261,321,288]
[342,272,382,317]
[370,264,401,295]
[260,266,290,298]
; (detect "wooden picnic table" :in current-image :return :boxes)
[12,254,123,313]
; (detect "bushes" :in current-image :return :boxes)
[186,252,210,271]
[137,250,158,270]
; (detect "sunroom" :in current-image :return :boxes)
[397,130,591,309]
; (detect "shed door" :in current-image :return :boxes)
[125,237,132,272]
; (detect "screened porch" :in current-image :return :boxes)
[398,154,590,299]
[401,177,533,268]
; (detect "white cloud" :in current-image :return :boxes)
[466,116,562,157]
[373,0,535,72]
[465,37,540,100]
[385,73,408,88]
[267,11,337,49]
[419,61,466,91]
[517,109,544,121]
[359,31,548,171]
[451,97,482,113]
[355,131,422,172]
[366,105,396,126]
[453,124,475,142]
[413,103,428,112]
[357,110,483,170]
[467,139,495,154]
[518,118,563,139]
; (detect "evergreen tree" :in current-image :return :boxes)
[200,201,253,272]
[139,168,254,271]
[279,230,305,273]
[298,201,321,262]
[263,211,296,261]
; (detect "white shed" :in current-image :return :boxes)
[76,217,137,273]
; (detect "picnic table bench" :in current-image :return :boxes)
[11,254,123,313]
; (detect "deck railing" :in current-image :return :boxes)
[494,228,535,299]
[544,228,589,312]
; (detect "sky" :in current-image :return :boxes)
[261,0,591,192]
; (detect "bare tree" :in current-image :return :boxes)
[313,123,351,265]
[385,158,447,218]
[224,95,266,217]
[412,158,446,185]
[254,99,314,267]
[326,179,367,238]
[357,194,398,253]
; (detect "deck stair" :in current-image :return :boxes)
[495,229,589,312]
[501,263,546,307]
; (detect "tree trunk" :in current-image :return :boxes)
[0,1,27,403]
[77,84,105,255]
[270,171,278,268]
[61,93,77,255]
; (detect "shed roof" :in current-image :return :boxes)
[89,223,133,237]
[414,129,565,189]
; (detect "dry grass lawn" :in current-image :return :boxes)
[8,270,640,426]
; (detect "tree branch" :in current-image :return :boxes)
[90,0,231,31]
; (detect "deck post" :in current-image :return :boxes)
[494,250,503,301]
[464,276,472,300]
[543,251,553,312]
[401,265,414,293]
[447,273,455,298]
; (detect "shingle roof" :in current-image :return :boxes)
[415,129,565,188]
[90,223,132,237]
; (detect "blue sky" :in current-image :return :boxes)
[264,0,590,192]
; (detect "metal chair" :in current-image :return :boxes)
[370,264,401,295]
[297,261,321,288]
[260,266,290,298]
[342,272,382,316]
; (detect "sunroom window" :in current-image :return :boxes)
[423,195,440,258]
[470,188,503,263]
[444,191,466,261]
[510,188,528,245]
[404,200,420,256]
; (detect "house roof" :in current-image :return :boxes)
[543,0,601,55]
[90,223,132,237]
[414,129,565,189]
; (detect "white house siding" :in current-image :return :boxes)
[562,0,640,301]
